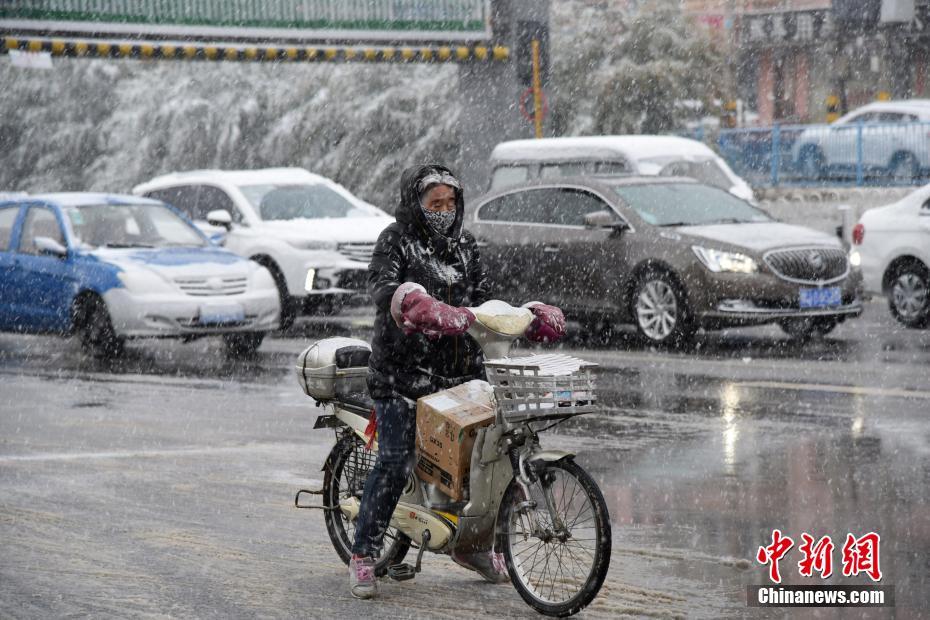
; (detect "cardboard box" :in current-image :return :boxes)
[415,380,495,501]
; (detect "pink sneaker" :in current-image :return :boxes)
[349,555,378,599]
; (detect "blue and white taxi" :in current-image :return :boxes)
[0,193,280,357]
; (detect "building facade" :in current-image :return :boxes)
[685,0,930,124]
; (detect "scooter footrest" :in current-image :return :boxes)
[387,563,417,581]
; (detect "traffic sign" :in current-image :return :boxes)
[519,87,548,122]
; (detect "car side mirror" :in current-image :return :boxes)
[34,236,68,258]
[584,210,629,233]
[206,209,233,230]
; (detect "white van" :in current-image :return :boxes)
[489,135,756,203]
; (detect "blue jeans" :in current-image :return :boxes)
[351,397,417,558]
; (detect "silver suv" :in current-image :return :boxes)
[133,168,392,329]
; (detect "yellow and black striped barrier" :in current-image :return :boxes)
[0,37,510,63]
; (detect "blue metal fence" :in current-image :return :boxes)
[684,120,930,188]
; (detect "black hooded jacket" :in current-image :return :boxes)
[367,164,490,401]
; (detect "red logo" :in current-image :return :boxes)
[409,511,417,519]
[798,534,834,579]
[757,530,882,583]
[841,532,882,582]
[756,529,794,584]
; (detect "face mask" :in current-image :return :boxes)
[421,207,456,235]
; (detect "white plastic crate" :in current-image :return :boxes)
[484,354,598,423]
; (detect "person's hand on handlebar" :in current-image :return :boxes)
[390,283,475,338]
[522,301,566,343]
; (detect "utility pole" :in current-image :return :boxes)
[458,0,550,191]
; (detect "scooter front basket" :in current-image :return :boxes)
[484,354,598,423]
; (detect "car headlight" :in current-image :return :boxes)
[117,269,176,294]
[849,250,861,267]
[304,268,316,292]
[692,246,758,274]
[285,238,338,251]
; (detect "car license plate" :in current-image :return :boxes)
[799,287,841,309]
[199,303,245,325]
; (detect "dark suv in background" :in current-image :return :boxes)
[468,177,862,345]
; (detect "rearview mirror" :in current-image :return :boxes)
[206,209,233,230]
[34,236,67,257]
[584,210,628,232]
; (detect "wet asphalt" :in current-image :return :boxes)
[0,298,928,619]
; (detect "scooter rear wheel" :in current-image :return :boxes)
[496,458,611,617]
[322,434,411,575]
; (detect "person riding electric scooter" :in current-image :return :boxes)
[349,164,565,599]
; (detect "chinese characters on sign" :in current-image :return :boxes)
[757,531,882,583]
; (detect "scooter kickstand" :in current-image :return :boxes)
[387,530,431,581]
[294,488,324,509]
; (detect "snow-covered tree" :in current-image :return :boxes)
[551,0,725,136]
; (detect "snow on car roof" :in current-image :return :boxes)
[853,100,930,115]
[139,167,327,187]
[28,193,163,207]
[490,135,715,163]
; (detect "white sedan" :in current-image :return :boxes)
[853,184,930,327]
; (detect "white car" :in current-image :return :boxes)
[791,100,930,181]
[853,183,930,328]
[488,135,756,203]
[0,193,280,358]
[133,168,393,329]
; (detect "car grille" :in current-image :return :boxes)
[763,248,849,284]
[338,242,375,264]
[179,315,256,328]
[174,276,248,296]
[337,269,369,291]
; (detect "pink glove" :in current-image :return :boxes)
[391,284,475,337]
[523,302,566,343]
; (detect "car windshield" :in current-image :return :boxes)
[611,183,771,227]
[66,203,206,249]
[240,183,370,220]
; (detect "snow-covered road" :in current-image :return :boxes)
[1,299,926,618]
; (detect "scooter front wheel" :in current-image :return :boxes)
[496,458,611,617]
[322,434,411,575]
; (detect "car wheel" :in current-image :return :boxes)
[253,257,297,331]
[887,262,929,328]
[799,147,824,180]
[889,153,919,184]
[631,269,694,346]
[223,332,265,357]
[779,317,838,340]
[76,295,124,359]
